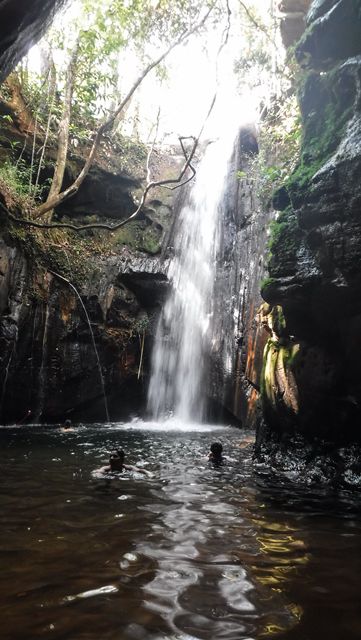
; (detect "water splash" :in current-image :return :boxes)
[148,126,237,422]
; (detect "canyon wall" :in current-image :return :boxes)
[260,0,361,445]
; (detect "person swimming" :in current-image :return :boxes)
[60,419,74,432]
[208,442,223,464]
[95,449,151,476]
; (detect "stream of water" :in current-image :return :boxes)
[1,421,361,640]
[147,126,236,422]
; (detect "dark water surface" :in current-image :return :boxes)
[1,421,361,640]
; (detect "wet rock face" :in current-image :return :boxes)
[208,128,271,428]
[261,0,361,444]
[298,0,361,69]
[0,235,168,423]
[0,0,65,82]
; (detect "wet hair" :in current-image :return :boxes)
[109,451,124,471]
[64,419,71,427]
[116,449,124,460]
[210,442,223,457]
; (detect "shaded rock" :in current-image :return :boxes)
[0,234,170,424]
[0,0,66,82]
[259,0,361,446]
[297,0,361,69]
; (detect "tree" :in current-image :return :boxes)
[3,0,218,225]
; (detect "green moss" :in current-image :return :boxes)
[267,207,301,269]
[113,220,162,255]
[260,276,276,291]
[260,277,279,304]
[282,343,299,369]
[138,226,162,255]
[285,68,354,200]
[271,305,286,336]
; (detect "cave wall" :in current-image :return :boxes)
[0,0,67,83]
[260,0,361,445]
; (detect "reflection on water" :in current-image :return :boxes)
[1,422,361,639]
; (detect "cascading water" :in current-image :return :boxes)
[147,124,238,423]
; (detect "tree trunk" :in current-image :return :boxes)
[1,73,37,134]
[43,42,78,222]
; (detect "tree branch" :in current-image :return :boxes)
[238,0,276,46]
[1,81,218,233]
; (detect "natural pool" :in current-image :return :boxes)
[1,421,361,640]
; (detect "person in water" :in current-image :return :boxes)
[60,419,74,432]
[97,450,151,476]
[208,442,223,464]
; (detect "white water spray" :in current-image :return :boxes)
[147,123,238,423]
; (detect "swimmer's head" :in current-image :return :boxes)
[210,442,223,457]
[64,419,71,429]
[109,450,124,472]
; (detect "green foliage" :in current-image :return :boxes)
[39,0,216,135]
[259,96,301,204]
[238,95,301,206]
[234,2,274,94]
[0,159,32,199]
[0,155,53,202]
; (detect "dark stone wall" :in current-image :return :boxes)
[0,0,67,82]
[260,0,361,445]
[0,232,168,424]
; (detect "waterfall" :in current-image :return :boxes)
[147,126,237,423]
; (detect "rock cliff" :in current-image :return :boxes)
[260,0,361,445]
[0,229,169,423]
[209,128,270,427]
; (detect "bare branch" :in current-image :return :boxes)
[0,128,198,232]
[238,0,276,46]
[0,141,192,232]
[1,69,219,234]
